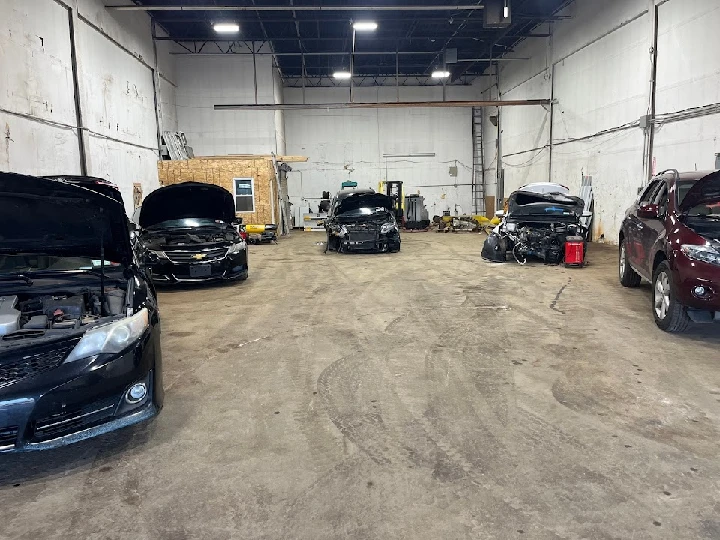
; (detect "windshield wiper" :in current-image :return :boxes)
[0,274,33,285]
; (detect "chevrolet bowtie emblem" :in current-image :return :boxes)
[193,254,206,260]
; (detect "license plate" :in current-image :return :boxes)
[189,264,212,278]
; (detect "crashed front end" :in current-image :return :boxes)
[329,218,401,253]
[482,190,587,265]
[326,192,401,254]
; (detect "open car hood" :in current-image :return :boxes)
[0,172,132,264]
[507,190,585,218]
[679,171,720,212]
[336,193,393,215]
[139,182,235,228]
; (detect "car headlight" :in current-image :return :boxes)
[681,244,720,267]
[380,222,398,234]
[339,226,349,236]
[147,249,168,261]
[505,222,517,232]
[65,308,150,363]
[227,241,247,254]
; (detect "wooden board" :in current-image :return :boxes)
[157,158,278,225]
[485,196,496,218]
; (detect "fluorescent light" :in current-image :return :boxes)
[431,70,451,78]
[504,6,510,17]
[213,23,240,33]
[333,71,352,80]
[353,21,378,31]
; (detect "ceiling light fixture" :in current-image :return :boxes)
[352,21,378,31]
[213,23,240,33]
[431,70,451,78]
[504,1,510,18]
[333,71,352,80]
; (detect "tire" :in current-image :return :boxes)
[619,239,641,287]
[652,261,691,333]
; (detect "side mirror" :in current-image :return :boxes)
[494,210,506,218]
[638,203,661,219]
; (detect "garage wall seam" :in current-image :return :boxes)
[0,107,77,132]
[501,67,550,96]
[553,9,649,66]
[77,13,154,73]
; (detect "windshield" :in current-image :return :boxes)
[0,254,120,274]
[677,179,720,218]
[147,218,226,230]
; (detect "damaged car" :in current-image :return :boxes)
[619,169,720,332]
[137,182,248,284]
[0,172,163,452]
[325,189,401,253]
[482,186,588,264]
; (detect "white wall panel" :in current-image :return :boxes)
[85,136,160,216]
[0,112,81,176]
[284,87,474,217]
[653,116,720,173]
[159,77,178,133]
[76,21,157,149]
[552,130,645,241]
[175,54,277,156]
[552,14,649,141]
[0,0,76,127]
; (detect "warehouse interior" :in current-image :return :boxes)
[1,0,720,538]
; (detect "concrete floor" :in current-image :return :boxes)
[1,233,719,540]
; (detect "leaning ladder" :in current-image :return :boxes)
[471,107,485,215]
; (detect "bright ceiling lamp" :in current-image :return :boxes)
[333,71,352,80]
[431,70,451,78]
[352,21,378,31]
[213,23,240,33]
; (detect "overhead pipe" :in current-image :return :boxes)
[107,4,485,11]
[213,99,551,111]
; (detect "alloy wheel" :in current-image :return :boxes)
[654,271,671,319]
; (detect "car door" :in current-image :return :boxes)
[626,180,661,271]
[636,181,668,273]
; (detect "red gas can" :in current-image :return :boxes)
[564,236,585,267]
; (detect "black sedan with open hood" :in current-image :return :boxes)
[325,190,401,253]
[0,172,163,452]
[482,189,587,264]
[137,182,248,284]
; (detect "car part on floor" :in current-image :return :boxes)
[245,223,278,244]
[404,195,431,230]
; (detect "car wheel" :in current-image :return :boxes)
[652,261,691,333]
[619,239,641,287]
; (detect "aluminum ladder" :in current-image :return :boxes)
[471,107,485,215]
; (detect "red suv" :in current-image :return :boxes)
[619,170,720,332]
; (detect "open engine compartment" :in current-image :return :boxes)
[0,286,127,343]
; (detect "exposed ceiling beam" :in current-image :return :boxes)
[214,99,551,111]
[107,4,485,11]
[152,35,538,42]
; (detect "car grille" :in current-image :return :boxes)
[0,339,80,390]
[0,426,18,449]
[165,247,228,263]
[32,396,118,442]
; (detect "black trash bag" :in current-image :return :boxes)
[482,233,507,262]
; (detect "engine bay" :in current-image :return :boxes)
[0,287,127,343]
[142,228,239,249]
[508,222,585,264]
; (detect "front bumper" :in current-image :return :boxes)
[149,251,248,284]
[672,250,720,315]
[0,327,162,453]
[338,231,400,253]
